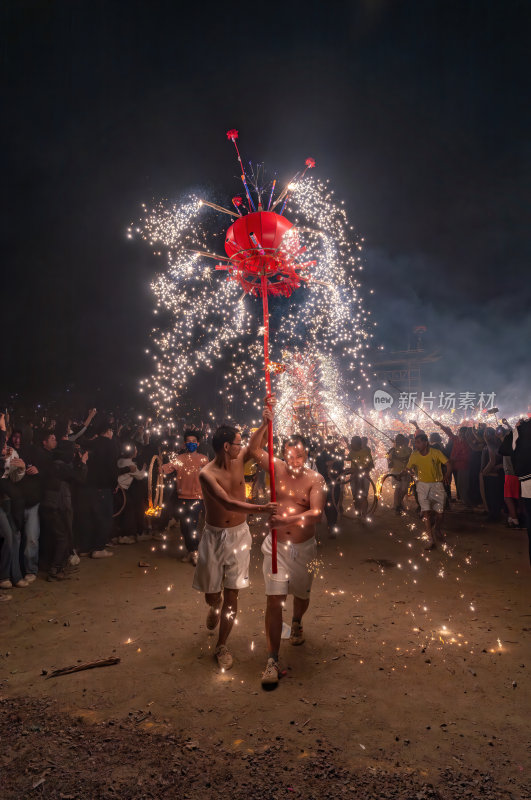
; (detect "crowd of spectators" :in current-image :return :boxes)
[0,408,169,601]
[1,405,529,603]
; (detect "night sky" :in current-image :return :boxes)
[3,0,530,413]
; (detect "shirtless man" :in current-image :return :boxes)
[162,429,208,566]
[249,431,326,687]
[193,411,276,671]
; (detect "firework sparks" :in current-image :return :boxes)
[132,150,372,419]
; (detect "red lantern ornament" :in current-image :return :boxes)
[221,211,313,298]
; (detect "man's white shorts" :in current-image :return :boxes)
[192,521,252,593]
[416,481,445,514]
[261,533,316,599]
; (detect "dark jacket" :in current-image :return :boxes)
[86,436,119,490]
[39,448,87,511]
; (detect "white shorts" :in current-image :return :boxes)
[192,521,252,593]
[261,534,316,599]
[416,481,445,514]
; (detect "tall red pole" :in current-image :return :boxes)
[260,276,277,573]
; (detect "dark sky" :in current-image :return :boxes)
[2,0,530,412]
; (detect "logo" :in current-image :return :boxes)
[373,389,394,410]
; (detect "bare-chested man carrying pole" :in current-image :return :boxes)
[193,408,276,671]
[249,428,326,687]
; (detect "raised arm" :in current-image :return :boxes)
[246,400,274,470]
[199,470,276,515]
[435,420,454,439]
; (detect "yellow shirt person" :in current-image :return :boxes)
[407,447,448,483]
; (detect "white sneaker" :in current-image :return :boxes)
[68,552,81,566]
[92,549,114,559]
[261,658,279,686]
[118,536,136,545]
[24,574,38,583]
[0,579,13,590]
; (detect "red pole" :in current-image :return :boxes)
[261,276,277,573]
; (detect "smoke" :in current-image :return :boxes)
[364,247,531,415]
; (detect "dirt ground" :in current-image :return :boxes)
[1,492,530,799]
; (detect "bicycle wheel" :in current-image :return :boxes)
[112,486,126,518]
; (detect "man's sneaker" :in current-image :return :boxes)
[189,551,198,566]
[261,658,279,687]
[290,621,305,646]
[24,574,37,584]
[206,604,221,630]
[14,579,30,588]
[68,551,81,566]
[215,645,233,671]
[0,580,13,590]
[92,549,114,559]
[0,593,12,602]
[118,535,136,545]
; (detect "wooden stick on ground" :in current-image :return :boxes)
[46,657,120,679]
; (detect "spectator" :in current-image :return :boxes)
[84,420,119,559]
[115,440,148,544]
[345,435,374,520]
[500,419,531,563]
[386,434,412,514]
[316,437,344,537]
[435,422,473,509]
[38,430,88,580]
[481,427,504,522]
[0,413,29,591]
[11,427,42,582]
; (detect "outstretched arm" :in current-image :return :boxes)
[199,471,276,515]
